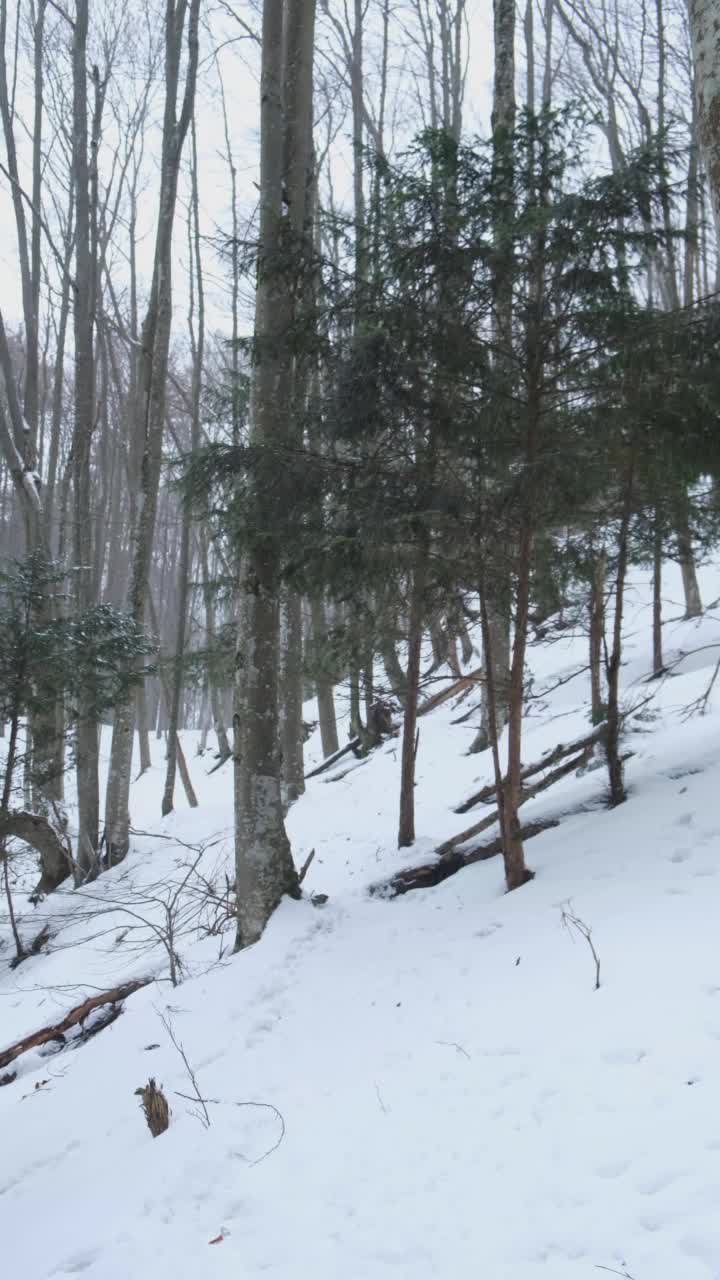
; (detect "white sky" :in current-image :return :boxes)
[0,0,496,343]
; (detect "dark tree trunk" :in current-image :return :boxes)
[589,550,606,724]
[605,457,635,807]
[398,553,426,848]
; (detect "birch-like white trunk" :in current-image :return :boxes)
[688,0,720,242]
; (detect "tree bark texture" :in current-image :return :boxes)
[688,0,720,241]
[234,0,317,948]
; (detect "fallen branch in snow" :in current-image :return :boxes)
[297,848,316,885]
[439,747,593,857]
[304,739,360,779]
[305,719,398,780]
[454,723,608,815]
[417,667,482,717]
[0,978,151,1070]
[370,818,559,898]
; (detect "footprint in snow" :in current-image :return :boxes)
[595,1158,631,1179]
[52,1250,99,1276]
[602,1048,647,1066]
[669,848,692,863]
[637,1170,681,1195]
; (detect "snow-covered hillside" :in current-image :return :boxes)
[3,563,720,1280]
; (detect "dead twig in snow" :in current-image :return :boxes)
[436,1040,471,1059]
[298,848,315,885]
[562,904,601,990]
[160,1009,211,1128]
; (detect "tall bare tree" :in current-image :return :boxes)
[104,0,200,863]
[234,0,317,949]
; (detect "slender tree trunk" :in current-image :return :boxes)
[398,553,426,847]
[199,532,231,760]
[279,589,305,805]
[653,514,664,676]
[310,594,339,757]
[472,603,510,752]
[104,0,200,862]
[136,682,152,774]
[590,549,606,723]
[161,528,192,817]
[605,457,635,807]
[72,0,101,879]
[675,487,702,618]
[478,0,517,762]
[162,117,204,817]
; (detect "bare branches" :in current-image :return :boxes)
[160,1009,210,1128]
[562,904,601,990]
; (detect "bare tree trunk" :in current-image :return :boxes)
[675,486,703,618]
[136,683,152,774]
[310,594,339,757]
[477,0,517,763]
[605,457,635,807]
[653,513,664,676]
[398,553,426,847]
[162,117,203,817]
[472,602,510,752]
[279,589,305,805]
[235,0,316,949]
[589,549,606,723]
[104,0,200,863]
[688,0,720,241]
[199,531,231,761]
[72,0,103,879]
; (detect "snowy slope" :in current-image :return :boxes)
[2,563,720,1280]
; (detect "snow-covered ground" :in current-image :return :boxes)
[3,562,720,1280]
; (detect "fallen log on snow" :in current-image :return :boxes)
[304,738,360,780]
[438,744,594,858]
[0,978,151,1071]
[418,667,483,718]
[371,818,559,898]
[454,722,608,815]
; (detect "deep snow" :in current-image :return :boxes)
[2,563,720,1279]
